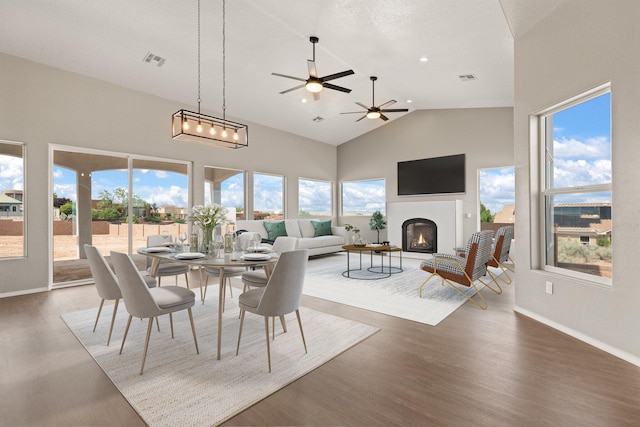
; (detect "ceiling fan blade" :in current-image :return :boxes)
[355,115,367,122]
[355,102,369,110]
[307,60,318,78]
[320,69,355,82]
[341,111,366,114]
[279,84,306,94]
[380,108,409,113]
[323,83,352,93]
[380,114,390,121]
[272,72,307,82]
[378,99,397,109]
[312,92,321,101]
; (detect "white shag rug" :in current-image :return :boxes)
[303,253,498,326]
[62,298,378,427]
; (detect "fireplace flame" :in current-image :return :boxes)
[417,233,425,245]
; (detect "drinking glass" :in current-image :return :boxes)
[252,234,261,250]
[178,232,188,252]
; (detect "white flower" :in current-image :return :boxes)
[189,204,227,230]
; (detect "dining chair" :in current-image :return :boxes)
[147,234,190,287]
[419,230,497,310]
[84,244,157,345]
[110,251,199,375]
[241,236,297,290]
[236,249,309,373]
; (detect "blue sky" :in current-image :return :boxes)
[1,93,610,216]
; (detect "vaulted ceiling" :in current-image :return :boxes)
[0,1,565,145]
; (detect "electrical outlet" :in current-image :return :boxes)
[546,281,553,294]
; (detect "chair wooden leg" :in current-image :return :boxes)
[264,316,272,373]
[272,316,275,340]
[106,298,119,346]
[93,299,105,332]
[158,276,162,287]
[156,317,160,332]
[120,314,133,355]
[187,307,199,354]
[203,274,209,302]
[236,309,245,355]
[279,315,288,333]
[227,277,233,298]
[198,267,205,303]
[184,272,190,289]
[169,313,174,338]
[295,309,307,354]
[140,317,154,375]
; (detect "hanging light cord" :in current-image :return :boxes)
[222,0,226,122]
[197,0,201,114]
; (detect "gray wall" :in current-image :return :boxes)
[0,52,336,295]
[512,0,640,362]
[337,107,514,244]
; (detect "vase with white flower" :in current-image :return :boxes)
[189,204,228,253]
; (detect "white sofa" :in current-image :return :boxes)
[236,219,347,257]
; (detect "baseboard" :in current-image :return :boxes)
[514,305,640,367]
[0,286,49,299]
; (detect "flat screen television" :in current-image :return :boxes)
[397,154,465,196]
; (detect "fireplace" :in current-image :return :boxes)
[402,218,437,253]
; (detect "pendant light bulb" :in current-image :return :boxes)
[221,127,228,138]
[197,120,203,133]
[210,124,216,135]
[233,130,239,141]
[182,117,189,130]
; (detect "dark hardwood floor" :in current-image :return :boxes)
[1,265,639,426]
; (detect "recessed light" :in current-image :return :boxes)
[301,98,308,103]
[419,57,429,62]
[407,100,413,103]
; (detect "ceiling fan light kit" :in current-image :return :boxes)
[172,0,248,149]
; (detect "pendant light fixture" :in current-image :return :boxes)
[172,0,248,148]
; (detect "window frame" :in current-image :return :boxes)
[535,83,612,286]
[0,140,26,259]
[252,171,285,220]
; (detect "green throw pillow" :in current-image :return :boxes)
[263,221,288,241]
[311,220,332,237]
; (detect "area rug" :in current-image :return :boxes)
[303,253,500,326]
[62,298,378,427]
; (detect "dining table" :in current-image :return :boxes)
[137,246,278,360]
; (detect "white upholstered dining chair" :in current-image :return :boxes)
[110,251,199,375]
[236,249,309,372]
[146,234,191,287]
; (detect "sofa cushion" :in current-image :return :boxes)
[284,219,302,238]
[318,235,346,247]
[296,237,321,250]
[311,220,332,237]
[297,219,318,238]
[263,221,288,241]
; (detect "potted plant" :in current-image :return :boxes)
[344,224,365,247]
[369,211,387,244]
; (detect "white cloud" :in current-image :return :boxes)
[479,168,515,214]
[53,169,63,179]
[155,171,168,179]
[553,158,611,187]
[553,136,610,159]
[53,184,77,201]
[0,155,24,192]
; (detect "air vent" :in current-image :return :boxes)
[458,74,477,81]
[143,52,166,67]
[312,116,324,122]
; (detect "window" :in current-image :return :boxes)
[342,179,385,216]
[479,167,515,228]
[253,172,284,220]
[298,178,332,216]
[537,85,611,282]
[204,167,245,221]
[0,141,24,258]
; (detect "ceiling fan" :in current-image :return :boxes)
[341,76,409,121]
[272,36,354,101]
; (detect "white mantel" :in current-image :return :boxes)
[387,200,463,257]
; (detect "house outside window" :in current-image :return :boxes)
[537,84,612,283]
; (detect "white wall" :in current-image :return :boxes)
[337,107,514,244]
[0,52,336,295]
[512,0,640,362]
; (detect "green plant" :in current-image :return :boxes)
[596,235,611,247]
[344,224,360,234]
[59,201,74,216]
[174,217,186,224]
[369,211,387,243]
[480,203,494,223]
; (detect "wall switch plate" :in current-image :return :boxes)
[546,281,553,294]
[465,213,472,218]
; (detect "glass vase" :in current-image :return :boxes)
[200,227,214,253]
